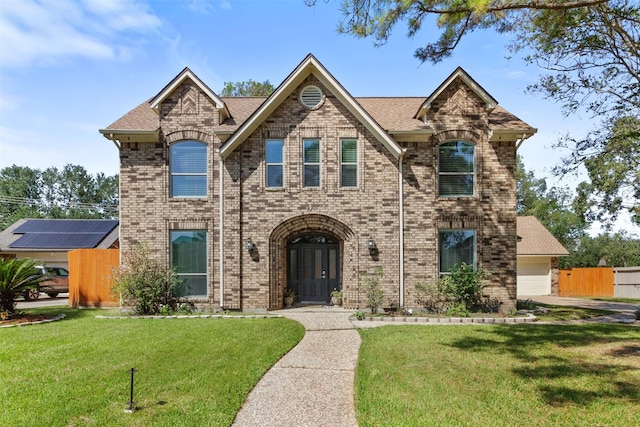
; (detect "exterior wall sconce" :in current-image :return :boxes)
[367,236,377,253]
[246,238,256,252]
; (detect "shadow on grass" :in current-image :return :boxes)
[448,324,640,405]
[21,306,109,321]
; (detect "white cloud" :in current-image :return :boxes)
[0,0,161,68]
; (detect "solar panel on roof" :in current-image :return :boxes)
[9,219,118,249]
[13,219,118,234]
[9,233,106,249]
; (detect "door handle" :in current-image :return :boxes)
[321,270,326,279]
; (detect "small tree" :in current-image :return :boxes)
[111,244,180,315]
[0,258,46,318]
[440,263,487,312]
[361,266,384,313]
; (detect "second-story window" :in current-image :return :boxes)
[303,138,321,187]
[341,139,358,187]
[438,141,475,197]
[170,141,207,198]
[265,139,284,188]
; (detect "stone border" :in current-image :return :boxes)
[353,313,537,324]
[0,313,66,328]
[96,314,285,320]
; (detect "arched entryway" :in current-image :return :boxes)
[287,234,340,304]
[269,214,355,309]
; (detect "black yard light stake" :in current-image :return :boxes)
[125,368,137,413]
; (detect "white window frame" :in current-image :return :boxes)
[265,139,284,188]
[340,138,358,188]
[302,138,321,188]
[170,230,208,298]
[438,141,475,197]
[170,141,207,198]
[438,229,477,275]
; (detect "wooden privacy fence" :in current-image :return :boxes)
[68,249,119,308]
[558,267,614,297]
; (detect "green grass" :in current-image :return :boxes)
[590,297,640,304]
[534,305,616,321]
[0,307,304,427]
[356,324,640,427]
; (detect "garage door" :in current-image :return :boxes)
[517,258,551,296]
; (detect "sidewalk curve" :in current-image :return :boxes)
[232,307,360,427]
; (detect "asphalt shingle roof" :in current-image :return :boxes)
[517,216,569,256]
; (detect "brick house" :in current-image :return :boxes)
[100,54,535,312]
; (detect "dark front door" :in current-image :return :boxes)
[287,234,340,304]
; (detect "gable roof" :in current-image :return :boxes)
[415,67,498,120]
[149,67,230,120]
[517,216,569,256]
[99,57,536,145]
[219,54,405,160]
[0,219,119,252]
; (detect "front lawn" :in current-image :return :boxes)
[356,324,640,426]
[0,307,304,426]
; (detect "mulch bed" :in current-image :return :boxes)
[0,313,57,327]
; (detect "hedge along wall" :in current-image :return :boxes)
[68,249,119,308]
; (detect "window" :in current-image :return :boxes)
[170,141,207,197]
[438,141,475,196]
[265,139,284,188]
[341,139,358,187]
[439,230,476,274]
[303,139,321,187]
[171,230,207,297]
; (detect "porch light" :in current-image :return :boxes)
[367,236,377,252]
[246,238,256,252]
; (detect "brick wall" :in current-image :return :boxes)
[118,74,519,312]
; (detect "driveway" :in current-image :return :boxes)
[520,295,639,313]
[16,293,69,309]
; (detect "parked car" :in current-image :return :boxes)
[22,266,70,300]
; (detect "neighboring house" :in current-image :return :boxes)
[100,54,536,312]
[0,219,119,268]
[516,216,569,297]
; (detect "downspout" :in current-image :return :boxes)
[218,152,225,308]
[398,148,407,307]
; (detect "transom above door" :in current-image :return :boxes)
[287,234,340,304]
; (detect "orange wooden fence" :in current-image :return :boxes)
[558,267,614,297]
[68,249,119,307]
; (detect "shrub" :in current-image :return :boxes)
[439,263,487,311]
[361,266,384,312]
[415,280,450,314]
[0,258,46,317]
[111,244,181,315]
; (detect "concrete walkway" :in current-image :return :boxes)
[231,307,360,427]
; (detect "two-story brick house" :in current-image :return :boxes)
[100,54,535,312]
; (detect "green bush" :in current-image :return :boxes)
[111,244,181,315]
[415,263,488,316]
[440,263,487,311]
[0,258,46,318]
[361,266,385,312]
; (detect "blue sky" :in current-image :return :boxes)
[0,0,636,235]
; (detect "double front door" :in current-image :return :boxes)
[287,235,340,304]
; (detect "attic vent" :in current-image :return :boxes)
[300,85,324,109]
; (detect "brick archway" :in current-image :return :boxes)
[269,214,355,309]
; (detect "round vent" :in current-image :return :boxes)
[300,85,324,109]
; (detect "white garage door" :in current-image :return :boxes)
[517,258,551,296]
